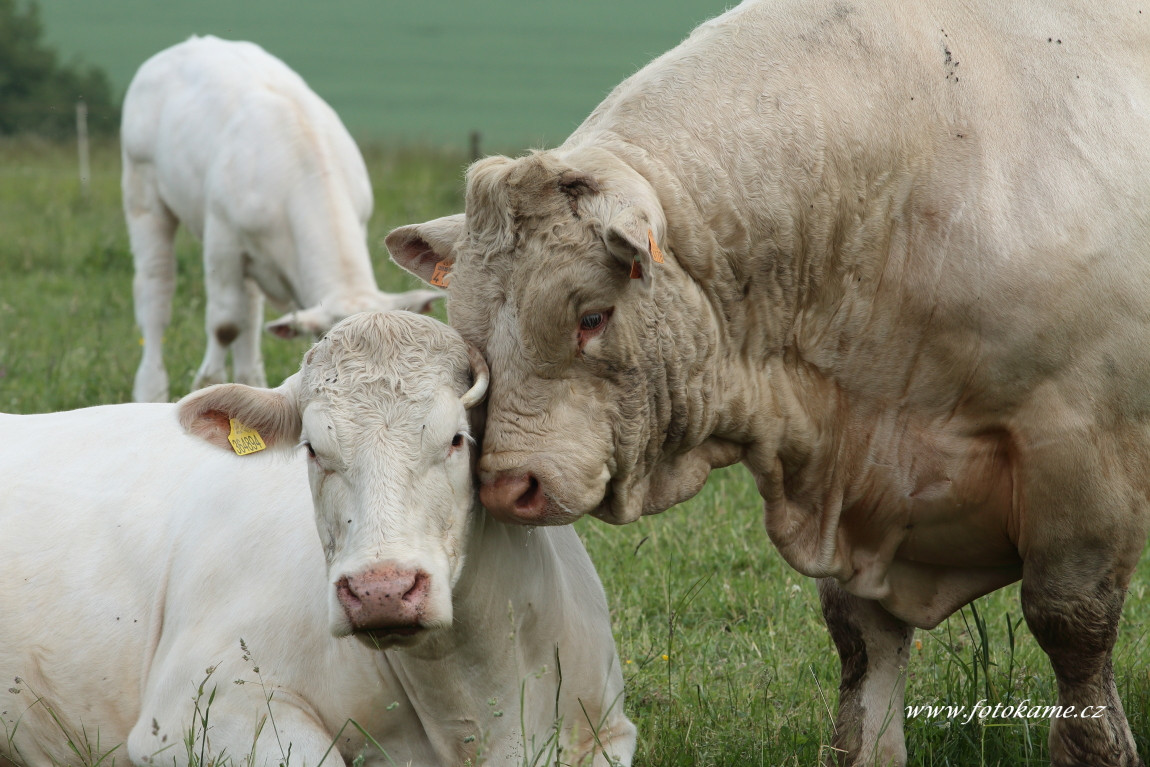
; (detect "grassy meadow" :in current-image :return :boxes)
[0,137,1148,766]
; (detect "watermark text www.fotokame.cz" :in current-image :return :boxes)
[906,699,1107,726]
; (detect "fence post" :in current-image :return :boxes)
[469,130,482,162]
[76,100,90,198]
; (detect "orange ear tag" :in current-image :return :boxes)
[648,229,665,264]
[430,261,452,287]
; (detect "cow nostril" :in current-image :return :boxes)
[514,474,543,512]
[402,571,430,605]
[336,576,361,609]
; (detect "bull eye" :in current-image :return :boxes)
[451,433,464,449]
[580,312,605,331]
[304,442,316,459]
[577,308,613,350]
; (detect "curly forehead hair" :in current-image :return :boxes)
[299,311,472,403]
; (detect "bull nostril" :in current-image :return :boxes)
[514,474,543,512]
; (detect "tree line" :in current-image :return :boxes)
[0,0,119,138]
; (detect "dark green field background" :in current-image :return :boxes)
[38,0,729,151]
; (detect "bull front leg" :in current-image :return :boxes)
[1016,432,1147,767]
[819,578,913,767]
[1021,561,1144,767]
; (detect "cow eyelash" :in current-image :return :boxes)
[448,432,475,454]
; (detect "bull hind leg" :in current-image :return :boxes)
[193,220,253,390]
[1021,560,1143,767]
[819,578,913,767]
[229,277,267,388]
[125,161,179,402]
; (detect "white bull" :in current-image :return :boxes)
[0,312,634,767]
[122,36,442,402]
[386,1,1150,764]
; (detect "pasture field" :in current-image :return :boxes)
[36,0,726,148]
[0,137,1148,765]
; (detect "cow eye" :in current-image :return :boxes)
[451,433,464,448]
[304,442,316,458]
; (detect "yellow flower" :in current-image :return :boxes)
[661,654,669,661]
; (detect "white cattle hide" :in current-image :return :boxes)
[122,36,442,402]
[0,312,633,767]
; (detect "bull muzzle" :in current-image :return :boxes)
[479,472,545,521]
[478,469,593,526]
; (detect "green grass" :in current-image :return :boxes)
[0,137,464,412]
[36,0,727,148]
[583,474,1150,765]
[0,138,1147,765]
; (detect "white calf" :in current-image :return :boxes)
[122,35,442,402]
[0,312,634,767]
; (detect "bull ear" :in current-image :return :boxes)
[385,214,466,286]
[178,376,302,453]
[602,209,658,291]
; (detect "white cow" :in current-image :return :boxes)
[0,312,635,767]
[122,36,442,402]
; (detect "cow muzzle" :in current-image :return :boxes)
[336,566,431,638]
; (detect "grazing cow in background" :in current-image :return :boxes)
[0,312,635,767]
[387,0,1150,764]
[122,36,443,403]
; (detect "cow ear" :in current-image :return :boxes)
[178,376,302,453]
[265,307,333,340]
[385,214,466,286]
[602,209,657,291]
[377,288,446,315]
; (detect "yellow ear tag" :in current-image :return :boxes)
[227,419,267,456]
[430,261,453,287]
[647,229,665,264]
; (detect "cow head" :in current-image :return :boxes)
[264,288,446,339]
[386,149,740,527]
[178,311,488,648]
